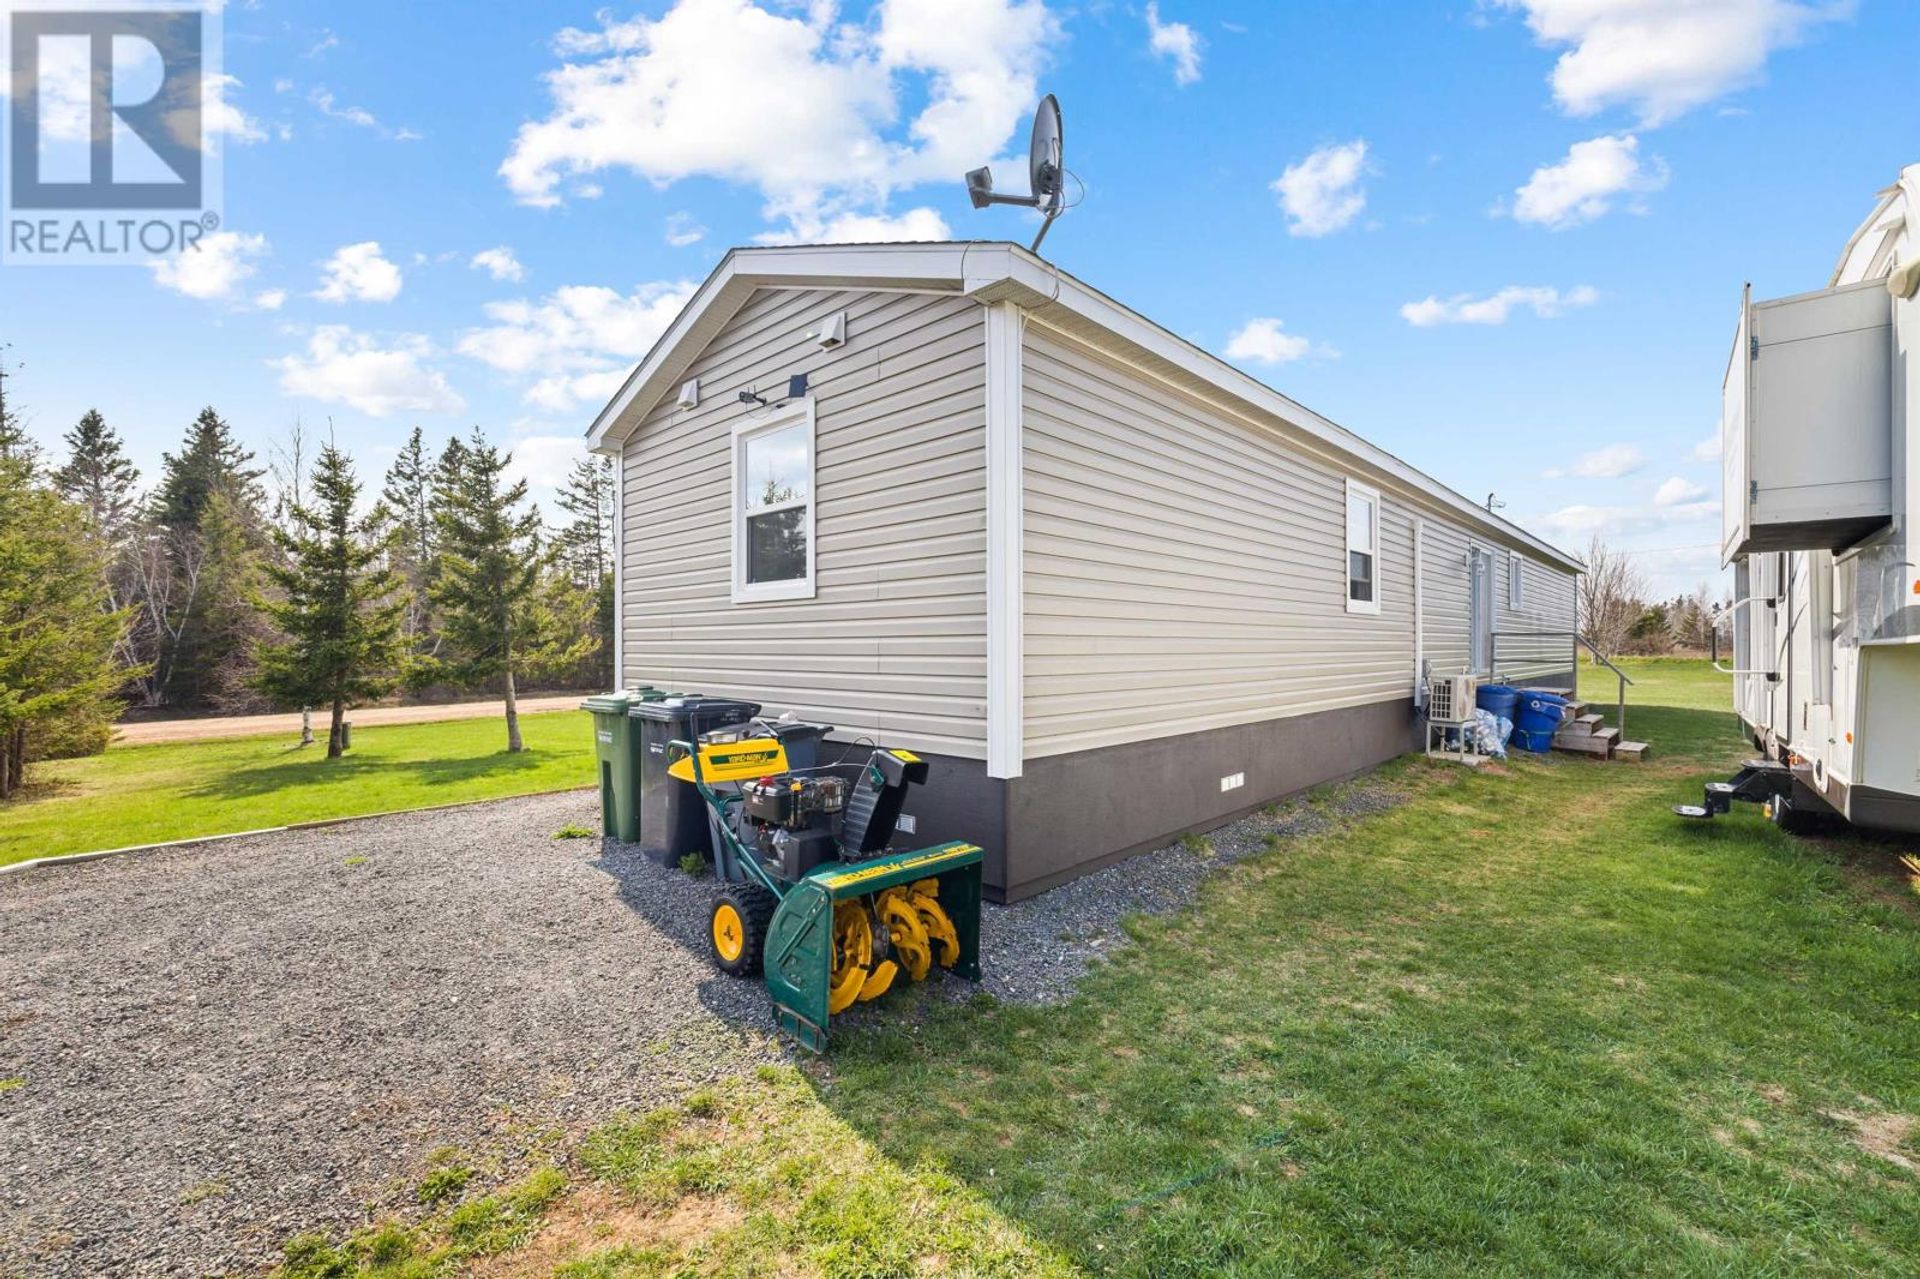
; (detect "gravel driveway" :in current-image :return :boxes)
[0,772,1402,1278]
[0,791,781,1279]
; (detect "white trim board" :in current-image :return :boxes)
[984,300,1025,780]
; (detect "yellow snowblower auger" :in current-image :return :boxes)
[667,720,982,1052]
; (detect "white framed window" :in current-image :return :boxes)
[730,400,816,603]
[1507,550,1524,609]
[1345,478,1381,615]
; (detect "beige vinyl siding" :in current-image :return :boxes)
[620,287,989,757]
[1419,519,1475,675]
[1022,327,1421,759]
[1494,551,1578,683]
[1414,525,1578,683]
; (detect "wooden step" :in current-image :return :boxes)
[1614,740,1650,761]
[1553,725,1618,757]
[1559,713,1605,736]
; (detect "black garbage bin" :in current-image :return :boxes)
[630,695,761,865]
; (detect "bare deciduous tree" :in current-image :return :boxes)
[1578,535,1648,661]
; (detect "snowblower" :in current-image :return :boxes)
[666,716,982,1051]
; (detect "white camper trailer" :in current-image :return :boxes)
[1694,164,1920,832]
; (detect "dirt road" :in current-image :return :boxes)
[114,694,590,745]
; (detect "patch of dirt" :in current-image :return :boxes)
[1757,1084,1791,1106]
[1823,1109,1918,1174]
[463,1185,745,1278]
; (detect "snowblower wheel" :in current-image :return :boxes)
[709,884,777,977]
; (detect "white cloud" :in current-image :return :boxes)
[1691,430,1721,461]
[1531,495,1716,541]
[500,0,1056,230]
[459,280,698,411]
[753,206,951,245]
[1543,443,1647,480]
[273,328,465,418]
[1146,2,1203,86]
[314,241,404,304]
[1400,284,1598,326]
[470,246,526,282]
[1654,475,1709,506]
[1271,140,1369,238]
[255,289,287,311]
[148,231,270,303]
[1510,134,1668,229]
[196,74,268,148]
[1223,317,1321,366]
[309,86,422,141]
[1492,0,1849,126]
[664,212,707,246]
[505,434,588,493]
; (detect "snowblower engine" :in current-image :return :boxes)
[738,773,847,881]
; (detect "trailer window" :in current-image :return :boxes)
[731,400,815,603]
[1346,479,1380,614]
[1507,551,1523,609]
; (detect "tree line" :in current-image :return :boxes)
[0,360,617,796]
[1578,535,1729,661]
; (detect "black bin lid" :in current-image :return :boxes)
[627,695,762,723]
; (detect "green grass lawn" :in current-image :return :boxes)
[274,659,1920,1278]
[0,710,593,867]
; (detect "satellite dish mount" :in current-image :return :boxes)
[964,94,1067,253]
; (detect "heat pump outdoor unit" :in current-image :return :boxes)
[1427,673,1476,727]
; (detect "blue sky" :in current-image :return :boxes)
[2,0,1915,596]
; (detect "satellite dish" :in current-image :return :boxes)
[963,94,1068,253]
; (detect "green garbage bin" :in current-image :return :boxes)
[582,689,661,841]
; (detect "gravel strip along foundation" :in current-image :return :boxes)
[970,776,1406,1006]
[0,773,1404,1277]
[0,791,779,1279]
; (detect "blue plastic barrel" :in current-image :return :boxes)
[1511,693,1568,752]
[1475,684,1519,723]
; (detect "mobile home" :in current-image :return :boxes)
[1720,163,1920,832]
[589,243,1582,899]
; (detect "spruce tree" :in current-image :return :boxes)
[555,455,617,686]
[381,426,436,648]
[431,429,585,752]
[0,347,40,468]
[145,408,269,707]
[255,444,405,758]
[153,407,264,529]
[53,410,141,545]
[0,454,135,798]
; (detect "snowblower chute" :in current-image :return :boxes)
[666,717,982,1052]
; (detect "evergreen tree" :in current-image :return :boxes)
[0,454,135,798]
[0,346,40,468]
[255,444,405,758]
[382,426,437,649]
[431,429,586,752]
[53,409,141,545]
[141,408,270,707]
[153,407,264,529]
[554,455,617,686]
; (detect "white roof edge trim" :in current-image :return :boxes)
[583,241,1584,573]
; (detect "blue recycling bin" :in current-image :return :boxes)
[1511,693,1569,753]
[1475,684,1519,724]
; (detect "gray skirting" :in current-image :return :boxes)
[867,698,1422,903]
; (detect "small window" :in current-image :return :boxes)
[1345,479,1380,615]
[731,401,815,603]
[1507,551,1523,609]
